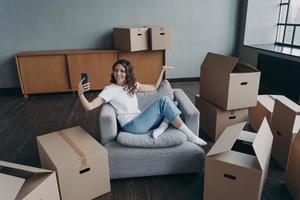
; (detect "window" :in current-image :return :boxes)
[276,0,300,48]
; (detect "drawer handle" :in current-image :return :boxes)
[160,32,165,35]
[277,131,282,136]
[229,116,236,120]
[79,167,90,174]
[224,174,236,180]
[137,33,142,36]
[241,82,248,85]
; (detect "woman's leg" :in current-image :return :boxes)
[152,119,169,139]
[122,96,206,145]
[121,96,180,134]
[171,116,207,146]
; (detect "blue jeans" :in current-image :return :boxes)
[121,96,181,134]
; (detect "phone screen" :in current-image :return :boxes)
[81,73,88,84]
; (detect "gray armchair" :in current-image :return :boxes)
[99,80,205,179]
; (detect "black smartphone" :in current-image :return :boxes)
[81,73,88,84]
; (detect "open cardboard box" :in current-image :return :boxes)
[195,94,248,141]
[37,126,111,200]
[286,132,300,199]
[0,160,60,200]
[203,119,273,200]
[249,95,283,132]
[113,27,149,52]
[271,96,300,170]
[200,52,260,110]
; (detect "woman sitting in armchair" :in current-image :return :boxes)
[78,59,206,146]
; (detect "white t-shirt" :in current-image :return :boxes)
[98,83,141,126]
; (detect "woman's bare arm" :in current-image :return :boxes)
[78,80,104,111]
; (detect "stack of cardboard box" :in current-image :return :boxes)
[250,95,300,169]
[197,52,276,200]
[198,52,300,199]
[195,52,261,141]
[249,95,300,199]
[113,26,171,52]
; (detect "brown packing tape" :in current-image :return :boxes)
[58,131,87,169]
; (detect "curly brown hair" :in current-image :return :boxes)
[110,59,137,95]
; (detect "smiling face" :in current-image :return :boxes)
[113,63,127,86]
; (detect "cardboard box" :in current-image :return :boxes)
[37,126,111,200]
[203,119,273,200]
[249,95,283,131]
[195,94,248,141]
[0,160,60,200]
[286,133,300,199]
[149,26,171,50]
[271,96,300,170]
[200,52,261,110]
[113,27,149,51]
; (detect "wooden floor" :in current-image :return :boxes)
[0,81,293,200]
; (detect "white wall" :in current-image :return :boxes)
[0,0,240,88]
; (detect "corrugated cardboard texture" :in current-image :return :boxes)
[37,126,110,200]
[0,160,60,200]
[150,26,171,50]
[204,119,273,200]
[113,27,149,52]
[196,95,248,141]
[271,96,300,170]
[249,95,278,131]
[200,52,260,110]
[286,133,300,199]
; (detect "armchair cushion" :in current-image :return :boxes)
[137,80,174,111]
[117,127,187,148]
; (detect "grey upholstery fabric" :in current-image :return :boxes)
[98,80,204,179]
[137,80,174,111]
[105,141,205,179]
[173,89,200,135]
[99,104,118,145]
[117,128,187,148]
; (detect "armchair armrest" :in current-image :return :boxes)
[173,89,200,136]
[99,103,118,145]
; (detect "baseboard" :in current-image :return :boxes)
[168,77,200,82]
[0,87,22,97]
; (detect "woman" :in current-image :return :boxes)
[78,59,206,146]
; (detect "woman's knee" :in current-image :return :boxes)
[158,96,172,105]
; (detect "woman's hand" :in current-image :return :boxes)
[78,79,90,95]
[161,65,175,72]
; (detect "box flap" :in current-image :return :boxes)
[238,131,256,143]
[257,95,275,113]
[252,118,273,171]
[232,62,259,73]
[268,95,283,101]
[207,122,247,156]
[293,115,300,134]
[15,173,51,200]
[0,161,52,174]
[201,52,239,74]
[277,96,300,114]
[0,173,25,200]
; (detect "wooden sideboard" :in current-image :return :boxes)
[15,49,165,97]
